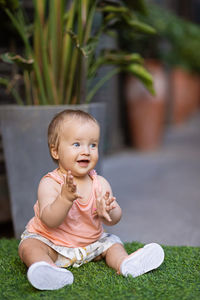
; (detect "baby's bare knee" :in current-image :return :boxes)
[19,238,58,266]
[19,239,35,261]
[19,239,46,261]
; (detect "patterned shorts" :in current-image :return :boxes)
[20,230,123,268]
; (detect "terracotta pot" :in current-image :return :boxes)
[125,60,167,150]
[187,73,200,115]
[170,68,200,124]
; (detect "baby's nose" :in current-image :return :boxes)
[82,146,90,154]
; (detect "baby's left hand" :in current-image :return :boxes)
[95,190,117,222]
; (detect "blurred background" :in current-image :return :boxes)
[0,0,200,245]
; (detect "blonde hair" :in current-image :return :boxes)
[48,109,99,163]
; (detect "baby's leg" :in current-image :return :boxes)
[104,243,128,271]
[104,243,164,278]
[19,238,58,267]
[19,238,74,290]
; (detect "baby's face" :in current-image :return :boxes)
[53,119,100,177]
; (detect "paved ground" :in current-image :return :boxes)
[103,112,200,247]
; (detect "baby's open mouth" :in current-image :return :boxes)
[77,159,90,167]
[77,159,90,163]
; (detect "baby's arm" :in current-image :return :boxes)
[96,176,122,226]
[39,171,81,228]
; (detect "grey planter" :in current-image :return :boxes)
[0,103,106,238]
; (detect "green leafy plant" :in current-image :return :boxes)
[122,3,200,74]
[0,0,156,105]
[152,5,200,73]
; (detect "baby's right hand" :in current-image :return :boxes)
[61,170,82,203]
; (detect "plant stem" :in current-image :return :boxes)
[86,67,120,103]
[0,78,24,105]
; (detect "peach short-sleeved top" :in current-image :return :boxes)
[27,169,104,248]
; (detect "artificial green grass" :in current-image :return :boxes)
[0,239,199,300]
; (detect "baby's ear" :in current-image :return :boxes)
[50,145,59,160]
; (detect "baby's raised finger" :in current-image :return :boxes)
[103,211,112,222]
[66,172,74,184]
[70,182,76,192]
[106,196,115,205]
[104,191,110,200]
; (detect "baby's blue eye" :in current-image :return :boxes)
[73,142,80,147]
[90,143,96,148]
